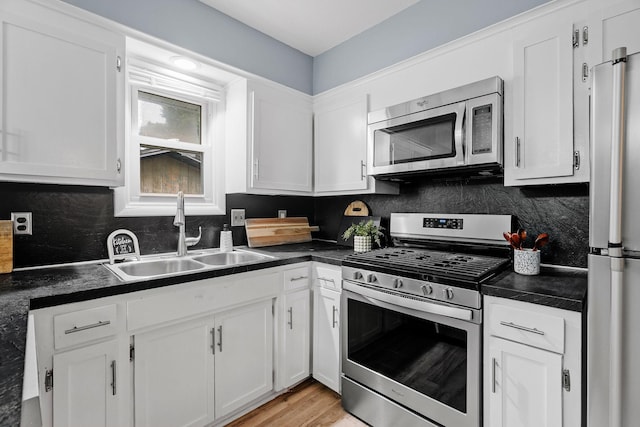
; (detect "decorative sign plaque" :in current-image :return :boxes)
[107,229,141,264]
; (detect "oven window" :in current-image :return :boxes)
[347,298,467,413]
[373,113,456,166]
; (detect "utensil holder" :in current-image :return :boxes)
[513,249,540,275]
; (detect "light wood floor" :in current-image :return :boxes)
[225,379,367,427]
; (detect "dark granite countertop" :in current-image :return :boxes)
[0,241,587,425]
[482,265,588,312]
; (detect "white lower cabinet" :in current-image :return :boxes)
[282,289,311,388]
[214,300,274,418]
[483,296,582,427]
[487,336,563,427]
[312,264,342,393]
[52,340,122,427]
[133,299,273,425]
[134,316,215,427]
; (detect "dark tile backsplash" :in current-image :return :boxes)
[0,176,589,269]
[313,176,589,268]
[0,183,314,269]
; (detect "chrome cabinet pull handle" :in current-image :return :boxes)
[64,320,111,334]
[319,277,336,285]
[290,276,308,281]
[500,320,545,335]
[288,307,293,330]
[217,325,223,352]
[110,360,117,396]
[515,137,521,168]
[332,306,338,328]
[210,328,216,354]
[360,160,366,180]
[492,358,497,393]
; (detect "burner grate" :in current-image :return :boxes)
[345,248,509,282]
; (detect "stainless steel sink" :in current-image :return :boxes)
[104,249,273,281]
[192,251,269,266]
[113,258,206,277]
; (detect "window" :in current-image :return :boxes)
[114,58,225,216]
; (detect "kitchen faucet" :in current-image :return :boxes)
[174,191,201,256]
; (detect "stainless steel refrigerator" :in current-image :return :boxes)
[588,47,640,427]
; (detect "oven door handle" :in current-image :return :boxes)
[345,281,475,322]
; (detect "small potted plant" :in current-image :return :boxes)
[342,220,384,253]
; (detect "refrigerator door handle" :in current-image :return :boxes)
[608,46,628,427]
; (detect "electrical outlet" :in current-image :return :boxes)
[278,210,287,218]
[11,212,32,235]
[231,209,246,227]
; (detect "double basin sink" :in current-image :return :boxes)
[104,249,274,282]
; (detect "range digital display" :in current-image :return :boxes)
[423,217,463,229]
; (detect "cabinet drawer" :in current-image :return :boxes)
[284,266,310,291]
[488,303,565,354]
[315,265,341,290]
[54,304,117,349]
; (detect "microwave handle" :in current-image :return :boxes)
[454,103,466,165]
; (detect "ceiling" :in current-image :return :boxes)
[198,0,420,56]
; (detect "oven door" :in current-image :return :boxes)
[368,102,466,177]
[342,282,481,427]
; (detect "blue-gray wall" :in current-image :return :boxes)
[312,0,551,94]
[62,0,551,95]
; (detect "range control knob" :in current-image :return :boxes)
[367,274,377,283]
[353,271,363,280]
[443,287,455,300]
[393,278,403,289]
[421,284,433,295]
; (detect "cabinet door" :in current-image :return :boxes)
[312,286,341,393]
[250,83,312,192]
[507,15,575,183]
[214,299,274,418]
[134,316,215,427]
[0,2,124,186]
[282,289,311,388]
[53,340,121,427]
[591,1,640,62]
[488,336,562,427]
[314,95,368,192]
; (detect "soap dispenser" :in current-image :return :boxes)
[220,224,233,252]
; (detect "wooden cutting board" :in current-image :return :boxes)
[245,217,319,248]
[343,200,369,216]
[0,221,13,274]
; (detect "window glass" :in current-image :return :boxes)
[138,91,201,145]
[139,145,203,195]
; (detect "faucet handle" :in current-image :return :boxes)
[185,226,202,247]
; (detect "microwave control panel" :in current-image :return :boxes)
[423,217,463,230]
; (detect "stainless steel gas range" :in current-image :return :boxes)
[341,213,513,427]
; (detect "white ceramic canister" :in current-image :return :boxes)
[513,248,540,275]
[353,235,372,253]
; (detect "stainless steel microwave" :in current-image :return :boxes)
[368,76,503,179]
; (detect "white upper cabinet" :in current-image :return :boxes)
[314,95,368,193]
[313,93,398,196]
[506,12,579,186]
[226,78,313,195]
[589,0,640,62]
[0,0,124,186]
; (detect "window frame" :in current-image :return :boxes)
[114,59,225,217]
